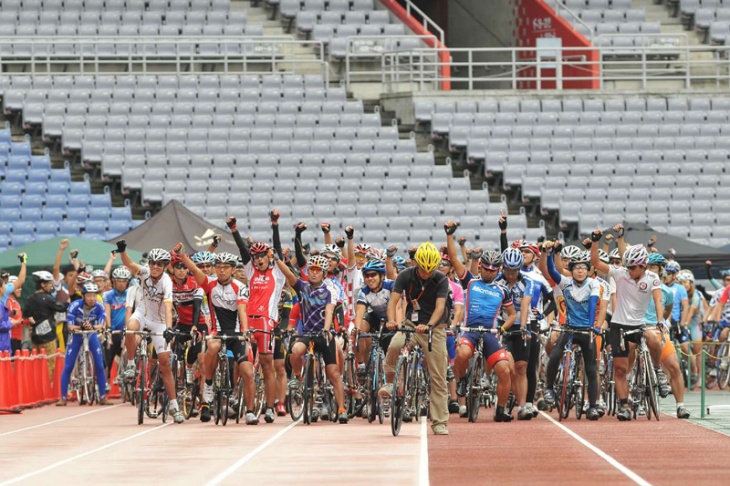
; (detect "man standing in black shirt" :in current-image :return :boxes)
[24,270,68,379]
[379,242,451,435]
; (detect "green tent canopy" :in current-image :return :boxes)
[0,237,143,305]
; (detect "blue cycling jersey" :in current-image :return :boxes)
[463,277,513,329]
[547,255,599,328]
[495,273,536,314]
[67,299,106,327]
[356,280,395,321]
[670,282,688,322]
[103,289,127,331]
[644,283,673,326]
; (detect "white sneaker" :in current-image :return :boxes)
[203,383,214,404]
[378,383,393,399]
[185,368,194,384]
[170,406,185,424]
[458,405,467,418]
[123,363,136,382]
[245,411,259,425]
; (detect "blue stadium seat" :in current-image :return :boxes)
[85,221,108,234]
[108,220,131,236]
[67,207,88,222]
[84,230,107,240]
[88,207,111,220]
[30,155,52,170]
[68,194,91,207]
[28,169,51,182]
[60,220,82,235]
[13,221,35,235]
[90,193,112,208]
[0,208,20,222]
[11,234,34,247]
[4,169,27,184]
[35,232,57,241]
[45,195,67,209]
[42,207,65,221]
[0,196,19,208]
[110,206,132,221]
[0,129,11,145]
[22,195,44,209]
[10,142,31,158]
[50,169,72,183]
[47,181,70,195]
[20,207,42,222]
[36,221,60,235]
[7,156,30,170]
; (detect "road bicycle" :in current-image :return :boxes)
[356,326,390,424]
[462,326,501,423]
[126,329,168,425]
[391,325,433,437]
[552,327,594,421]
[623,327,660,421]
[69,329,101,406]
[206,333,248,426]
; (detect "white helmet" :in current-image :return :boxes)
[33,270,54,282]
[81,282,99,294]
[597,249,609,264]
[677,269,695,283]
[321,244,342,261]
[622,245,648,267]
[112,266,132,280]
[609,248,621,261]
[560,245,582,262]
[147,248,171,263]
[91,269,108,279]
[214,252,239,266]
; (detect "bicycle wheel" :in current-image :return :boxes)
[558,353,572,421]
[644,352,660,421]
[391,355,409,437]
[717,344,730,390]
[632,356,645,420]
[254,367,265,417]
[408,356,422,423]
[89,351,100,405]
[136,356,146,425]
[467,354,483,423]
[344,356,357,418]
[575,356,584,420]
[79,354,90,405]
[365,354,376,423]
[376,351,386,424]
[303,356,314,425]
[288,376,304,422]
[235,377,245,424]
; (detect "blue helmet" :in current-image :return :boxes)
[647,253,667,266]
[192,251,215,265]
[362,259,386,274]
[502,248,524,270]
[665,261,681,274]
[393,256,406,271]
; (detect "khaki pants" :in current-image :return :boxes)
[384,323,448,427]
[33,341,58,379]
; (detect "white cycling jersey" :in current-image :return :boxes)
[608,265,661,327]
[135,265,173,323]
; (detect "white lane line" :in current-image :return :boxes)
[0,404,123,438]
[539,412,652,486]
[0,422,171,486]
[419,417,429,486]
[205,419,301,486]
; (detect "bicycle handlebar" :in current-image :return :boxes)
[206,334,248,342]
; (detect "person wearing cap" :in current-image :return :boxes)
[92,269,111,293]
[7,276,33,354]
[24,270,68,378]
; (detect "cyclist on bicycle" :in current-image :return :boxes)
[645,253,677,399]
[665,262,689,343]
[543,245,602,421]
[446,232,516,422]
[58,282,112,406]
[354,259,395,383]
[227,213,287,423]
[169,252,206,395]
[589,228,669,421]
[178,248,258,425]
[103,266,131,388]
[678,270,705,392]
[118,243,185,424]
[380,241,451,436]
[494,247,536,420]
[274,254,349,424]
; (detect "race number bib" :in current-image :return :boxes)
[35,319,53,336]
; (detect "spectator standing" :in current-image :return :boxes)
[24,271,68,377]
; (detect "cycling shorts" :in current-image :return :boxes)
[296,334,337,366]
[215,337,250,365]
[460,330,508,368]
[503,320,538,363]
[646,327,675,364]
[249,316,277,356]
[609,323,644,358]
[273,334,286,360]
[130,311,169,355]
[174,323,206,366]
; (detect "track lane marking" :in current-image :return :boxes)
[540,412,652,486]
[419,417,429,486]
[0,404,123,438]
[0,422,171,485]
[205,419,301,486]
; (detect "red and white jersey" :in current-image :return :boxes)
[245,262,286,321]
[200,276,249,334]
[172,275,205,326]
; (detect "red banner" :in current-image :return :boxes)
[514,0,599,89]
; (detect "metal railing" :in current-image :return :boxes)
[545,0,595,40]
[396,0,445,45]
[356,42,730,92]
[343,34,438,90]
[0,36,328,81]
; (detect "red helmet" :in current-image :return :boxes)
[250,242,270,255]
[440,253,450,262]
[171,252,183,267]
[520,241,541,259]
[511,239,524,249]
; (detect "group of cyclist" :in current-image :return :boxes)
[36,208,730,432]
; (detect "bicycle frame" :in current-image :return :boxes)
[552,327,594,421]
[205,333,247,426]
[621,327,660,421]
[463,326,500,423]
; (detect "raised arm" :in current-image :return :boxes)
[53,239,69,282]
[546,252,562,286]
[321,223,333,246]
[15,253,27,288]
[345,226,355,268]
[294,222,307,268]
[116,240,140,276]
[104,251,117,277]
[705,260,723,290]
[271,210,283,259]
[444,221,467,280]
[275,255,299,288]
[613,223,627,258]
[590,230,610,275]
[498,210,508,253]
[385,245,398,280]
[175,243,207,285]
[227,216,251,265]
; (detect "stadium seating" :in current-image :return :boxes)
[415,96,730,247]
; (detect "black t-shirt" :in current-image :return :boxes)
[24,292,67,344]
[393,267,450,325]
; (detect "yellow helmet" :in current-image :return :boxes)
[414,242,440,273]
